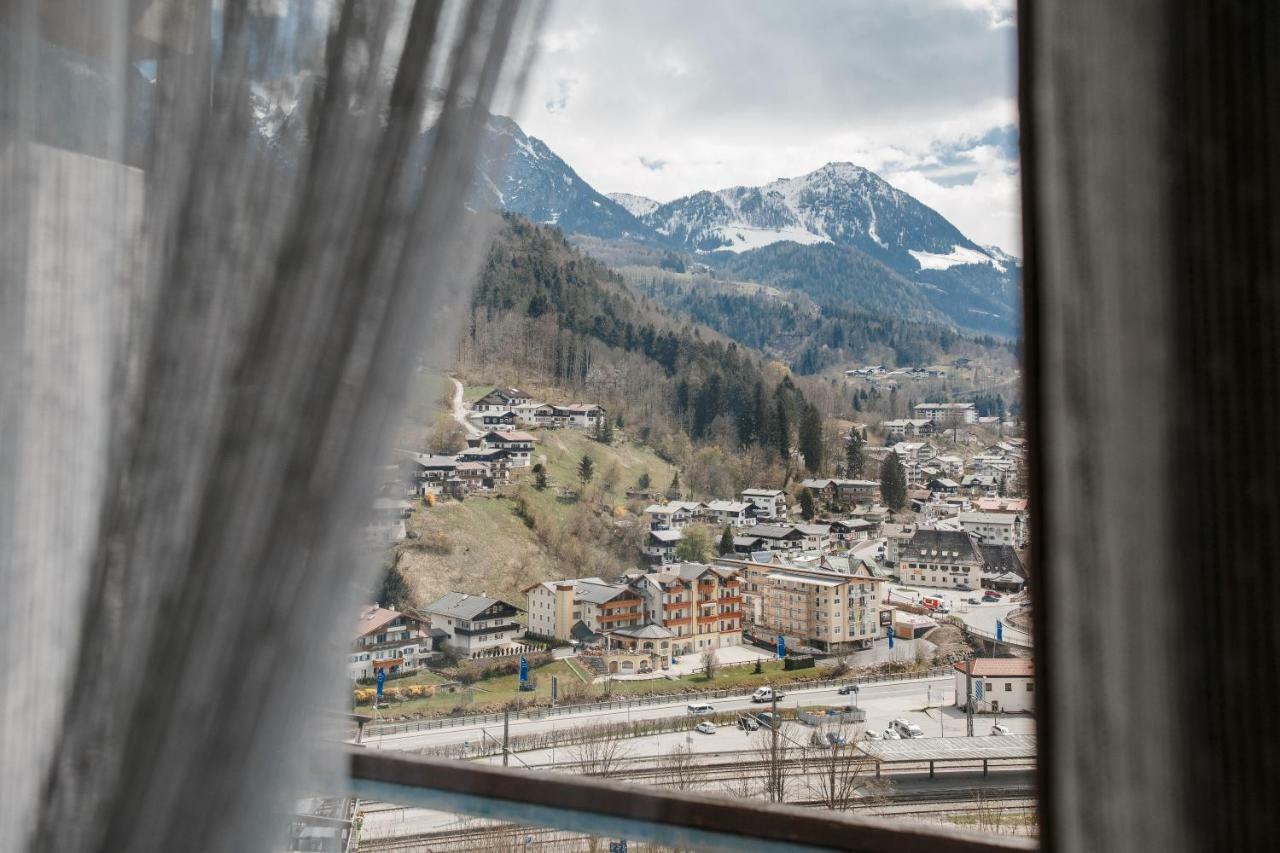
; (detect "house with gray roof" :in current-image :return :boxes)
[423,592,523,658]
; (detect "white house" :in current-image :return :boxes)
[644,529,683,564]
[423,592,523,658]
[705,500,755,527]
[958,510,1019,547]
[914,402,978,424]
[882,418,932,438]
[479,430,536,468]
[552,404,606,429]
[741,488,786,520]
[954,658,1035,714]
[349,606,428,680]
[645,503,696,531]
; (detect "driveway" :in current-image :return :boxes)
[449,376,482,437]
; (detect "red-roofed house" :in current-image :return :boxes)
[953,658,1035,714]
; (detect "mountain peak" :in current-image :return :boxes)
[606,192,660,218]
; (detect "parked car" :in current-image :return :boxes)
[991,723,1011,736]
[983,592,1003,601]
[687,703,715,715]
[862,729,883,741]
[739,716,760,731]
[826,732,848,746]
[955,584,973,592]
[892,718,925,738]
[695,721,717,735]
[966,597,984,605]
[883,727,902,740]
[837,684,860,695]
[757,712,777,729]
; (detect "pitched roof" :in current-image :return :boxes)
[608,623,675,640]
[904,529,984,564]
[574,581,631,604]
[800,478,834,489]
[751,524,803,540]
[979,544,1026,576]
[741,488,784,497]
[423,592,521,620]
[353,606,406,640]
[649,529,683,543]
[706,500,751,513]
[953,658,1034,678]
[485,430,536,442]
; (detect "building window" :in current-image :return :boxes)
[1005,683,1013,692]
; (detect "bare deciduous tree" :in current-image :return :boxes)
[568,729,631,777]
[700,648,718,680]
[802,723,892,811]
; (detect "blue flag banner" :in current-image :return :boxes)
[376,668,385,699]
[996,620,1003,642]
[887,626,894,649]
[976,680,984,700]
[519,656,529,683]
[776,634,786,659]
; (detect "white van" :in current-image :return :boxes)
[686,703,715,715]
[751,686,785,703]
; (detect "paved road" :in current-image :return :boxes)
[448,376,481,437]
[363,675,1034,755]
[886,582,1032,645]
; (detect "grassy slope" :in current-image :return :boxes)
[395,428,678,608]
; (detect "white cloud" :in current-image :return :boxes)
[513,0,1022,253]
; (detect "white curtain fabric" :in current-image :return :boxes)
[0,2,540,850]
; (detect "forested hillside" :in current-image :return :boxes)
[454,214,830,488]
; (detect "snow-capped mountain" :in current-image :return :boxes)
[624,163,1020,335]
[641,162,1006,275]
[469,116,660,242]
[606,192,661,219]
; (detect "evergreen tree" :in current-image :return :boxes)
[666,470,682,499]
[798,403,823,474]
[799,488,816,520]
[718,524,735,556]
[774,397,790,461]
[880,452,908,511]
[532,462,548,491]
[637,471,651,491]
[578,454,595,485]
[594,416,614,445]
[845,431,865,478]
[377,562,413,611]
[998,472,1008,498]
[752,381,770,450]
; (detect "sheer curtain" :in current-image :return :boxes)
[0,2,540,849]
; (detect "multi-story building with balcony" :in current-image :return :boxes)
[628,563,743,654]
[740,488,787,520]
[349,606,429,680]
[525,564,744,655]
[717,555,884,653]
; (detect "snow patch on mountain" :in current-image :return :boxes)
[607,192,660,218]
[711,224,831,253]
[909,245,1001,272]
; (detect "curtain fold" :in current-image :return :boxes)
[0,2,541,850]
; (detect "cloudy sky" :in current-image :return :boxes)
[515,0,1021,253]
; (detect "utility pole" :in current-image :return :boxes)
[966,656,975,737]
[770,693,780,803]
[503,709,510,767]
